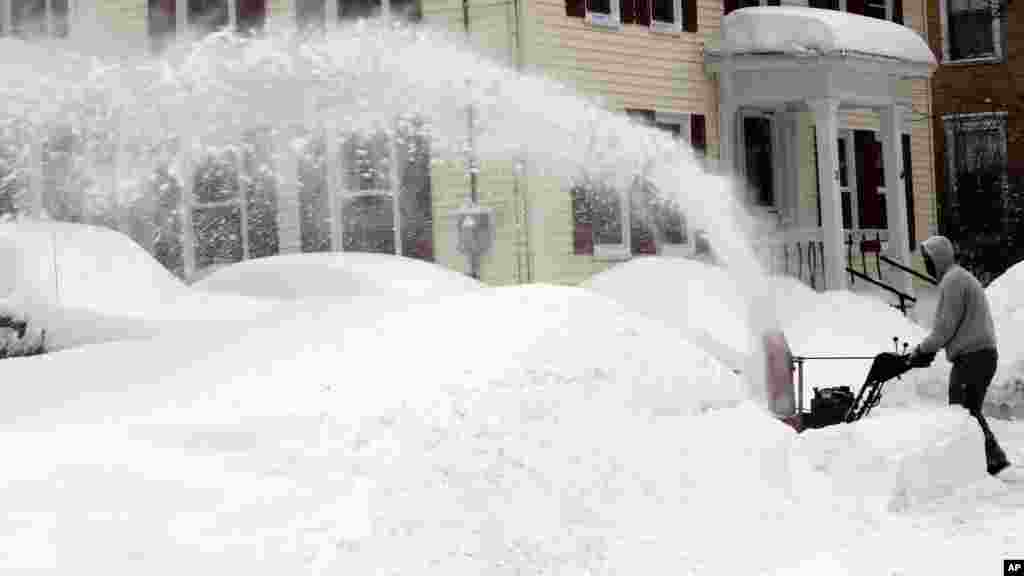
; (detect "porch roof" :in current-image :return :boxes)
[707,7,936,78]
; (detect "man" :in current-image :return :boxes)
[909,235,1010,476]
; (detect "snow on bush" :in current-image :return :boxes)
[192,251,484,303]
[987,259,1024,319]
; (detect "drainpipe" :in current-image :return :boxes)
[512,0,533,283]
[462,0,481,279]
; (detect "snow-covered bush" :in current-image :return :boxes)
[0,312,46,359]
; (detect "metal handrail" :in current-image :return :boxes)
[879,254,939,286]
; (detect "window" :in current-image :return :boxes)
[296,0,421,28]
[723,0,780,16]
[943,0,999,61]
[148,0,267,50]
[944,112,1008,209]
[586,0,620,28]
[572,109,702,257]
[148,0,177,51]
[651,0,681,31]
[4,0,69,37]
[188,130,281,275]
[297,120,434,260]
[808,0,902,23]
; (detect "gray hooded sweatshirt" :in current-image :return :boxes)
[916,236,997,361]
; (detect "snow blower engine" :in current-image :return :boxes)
[789,338,924,432]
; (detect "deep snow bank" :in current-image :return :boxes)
[0,284,764,573]
[791,406,987,519]
[192,252,484,302]
[0,221,287,350]
[582,257,750,371]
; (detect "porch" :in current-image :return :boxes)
[705,6,937,298]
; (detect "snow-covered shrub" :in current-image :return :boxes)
[0,312,46,359]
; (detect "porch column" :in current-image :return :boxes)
[809,98,845,291]
[880,103,912,296]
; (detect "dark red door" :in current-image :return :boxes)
[855,130,885,229]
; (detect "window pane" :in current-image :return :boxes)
[296,0,326,29]
[241,130,279,258]
[150,165,185,278]
[11,0,45,36]
[343,133,391,192]
[52,0,68,37]
[949,1,995,60]
[863,0,886,19]
[298,135,332,253]
[342,195,396,254]
[396,121,433,261]
[591,185,623,245]
[339,0,382,20]
[193,153,239,204]
[589,0,611,15]
[390,0,422,20]
[237,0,267,34]
[193,204,243,270]
[652,0,675,23]
[838,137,849,187]
[148,0,177,52]
[188,0,229,34]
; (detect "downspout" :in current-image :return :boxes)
[463,0,481,280]
[513,0,533,282]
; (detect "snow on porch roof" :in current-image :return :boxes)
[720,7,937,67]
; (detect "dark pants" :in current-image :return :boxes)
[949,348,1009,474]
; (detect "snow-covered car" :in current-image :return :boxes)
[191,251,485,303]
[0,220,280,352]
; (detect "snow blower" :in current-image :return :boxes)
[777,337,919,432]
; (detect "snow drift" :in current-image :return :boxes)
[192,251,484,302]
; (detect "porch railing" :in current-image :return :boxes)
[756,228,827,291]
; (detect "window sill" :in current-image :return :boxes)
[650,21,681,35]
[593,245,631,261]
[586,12,622,30]
[942,54,1002,66]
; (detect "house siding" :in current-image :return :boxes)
[927,0,1023,236]
[526,0,716,284]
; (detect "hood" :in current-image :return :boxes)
[921,235,956,278]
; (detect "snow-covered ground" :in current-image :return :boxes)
[1,224,1023,574]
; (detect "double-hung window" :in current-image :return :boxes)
[942,0,1001,62]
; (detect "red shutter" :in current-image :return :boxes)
[683,0,697,31]
[892,0,903,24]
[690,114,706,154]
[636,0,651,25]
[846,0,866,15]
[573,187,594,255]
[621,0,636,24]
[723,0,738,16]
[566,0,586,18]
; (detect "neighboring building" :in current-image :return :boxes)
[0,0,940,296]
[927,0,1022,282]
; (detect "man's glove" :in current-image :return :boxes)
[908,347,935,368]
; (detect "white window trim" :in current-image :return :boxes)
[942,111,1009,203]
[336,131,405,256]
[650,0,683,33]
[939,0,1003,64]
[585,0,621,29]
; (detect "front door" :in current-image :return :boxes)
[743,115,775,209]
[855,130,886,229]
